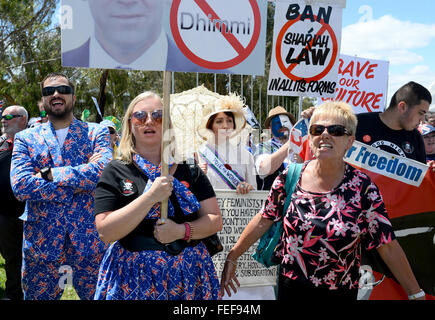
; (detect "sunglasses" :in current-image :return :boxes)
[130,110,163,126]
[309,124,351,137]
[42,85,74,97]
[1,114,23,121]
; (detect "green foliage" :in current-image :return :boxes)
[0,0,60,117]
[0,254,5,298]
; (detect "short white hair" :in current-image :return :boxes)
[5,105,28,123]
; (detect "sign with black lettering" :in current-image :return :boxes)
[267,1,344,98]
[212,190,278,287]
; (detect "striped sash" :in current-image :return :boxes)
[199,144,244,190]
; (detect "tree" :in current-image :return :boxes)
[0,0,60,118]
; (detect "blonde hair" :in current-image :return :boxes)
[310,101,358,135]
[116,91,163,163]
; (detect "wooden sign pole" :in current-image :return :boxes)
[160,71,171,220]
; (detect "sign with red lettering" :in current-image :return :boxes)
[60,0,267,75]
[267,1,344,98]
[170,0,267,75]
[319,54,389,113]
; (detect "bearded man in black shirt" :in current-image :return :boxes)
[356,81,431,164]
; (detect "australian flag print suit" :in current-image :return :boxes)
[10,119,112,299]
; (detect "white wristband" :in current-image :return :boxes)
[408,289,425,300]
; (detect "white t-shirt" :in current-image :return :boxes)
[55,127,69,146]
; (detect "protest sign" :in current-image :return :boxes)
[267,1,344,98]
[170,0,267,75]
[289,118,311,159]
[352,158,435,300]
[319,55,389,113]
[344,141,428,187]
[212,190,278,287]
[61,0,267,75]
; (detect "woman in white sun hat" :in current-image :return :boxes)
[197,93,257,194]
[197,94,277,301]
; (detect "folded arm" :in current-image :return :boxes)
[11,134,74,203]
[51,128,112,191]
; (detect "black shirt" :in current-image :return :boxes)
[0,138,25,217]
[94,160,216,242]
[356,112,427,164]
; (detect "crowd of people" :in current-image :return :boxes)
[0,72,433,301]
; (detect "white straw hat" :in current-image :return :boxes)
[197,93,247,141]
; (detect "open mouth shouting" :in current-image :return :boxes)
[143,128,157,136]
[50,98,66,109]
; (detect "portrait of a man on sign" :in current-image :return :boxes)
[61,0,267,75]
[62,0,201,71]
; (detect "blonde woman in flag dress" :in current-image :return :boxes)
[93,91,222,300]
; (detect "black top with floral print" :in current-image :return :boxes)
[261,162,395,290]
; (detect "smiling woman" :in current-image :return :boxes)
[221,101,425,301]
[197,93,257,195]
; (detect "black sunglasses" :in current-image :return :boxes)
[42,85,74,97]
[1,114,23,120]
[309,124,351,137]
[130,110,163,126]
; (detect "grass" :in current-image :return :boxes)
[0,253,80,300]
[0,254,5,299]
[60,285,80,300]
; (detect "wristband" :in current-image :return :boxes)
[182,222,190,241]
[408,289,425,300]
[40,166,52,181]
[187,222,194,242]
[226,259,237,267]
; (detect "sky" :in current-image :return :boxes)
[340,0,435,106]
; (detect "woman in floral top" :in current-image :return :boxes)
[221,101,424,300]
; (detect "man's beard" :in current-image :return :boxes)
[45,98,74,120]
